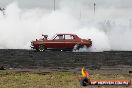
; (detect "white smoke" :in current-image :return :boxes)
[0,1,132,52]
[0,2,78,49]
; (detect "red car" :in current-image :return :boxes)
[31,34,92,51]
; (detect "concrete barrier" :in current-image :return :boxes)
[0,49,132,70]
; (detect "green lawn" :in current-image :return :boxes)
[0,70,131,88]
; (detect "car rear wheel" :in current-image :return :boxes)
[73,44,84,51]
[38,45,46,52]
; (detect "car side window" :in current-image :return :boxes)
[65,35,74,40]
[54,35,64,40]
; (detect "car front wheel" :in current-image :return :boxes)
[38,45,46,52]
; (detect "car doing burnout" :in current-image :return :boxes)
[31,34,92,51]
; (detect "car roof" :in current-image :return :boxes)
[56,33,77,36]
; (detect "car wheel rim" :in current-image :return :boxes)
[39,45,45,51]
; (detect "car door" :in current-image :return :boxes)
[51,34,65,48]
[64,35,77,49]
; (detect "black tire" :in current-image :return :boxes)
[74,44,84,51]
[38,45,46,52]
[0,66,6,70]
[80,77,91,86]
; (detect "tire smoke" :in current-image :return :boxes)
[0,1,132,52]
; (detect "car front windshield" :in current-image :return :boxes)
[51,34,57,40]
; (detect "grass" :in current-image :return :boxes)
[0,70,131,88]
